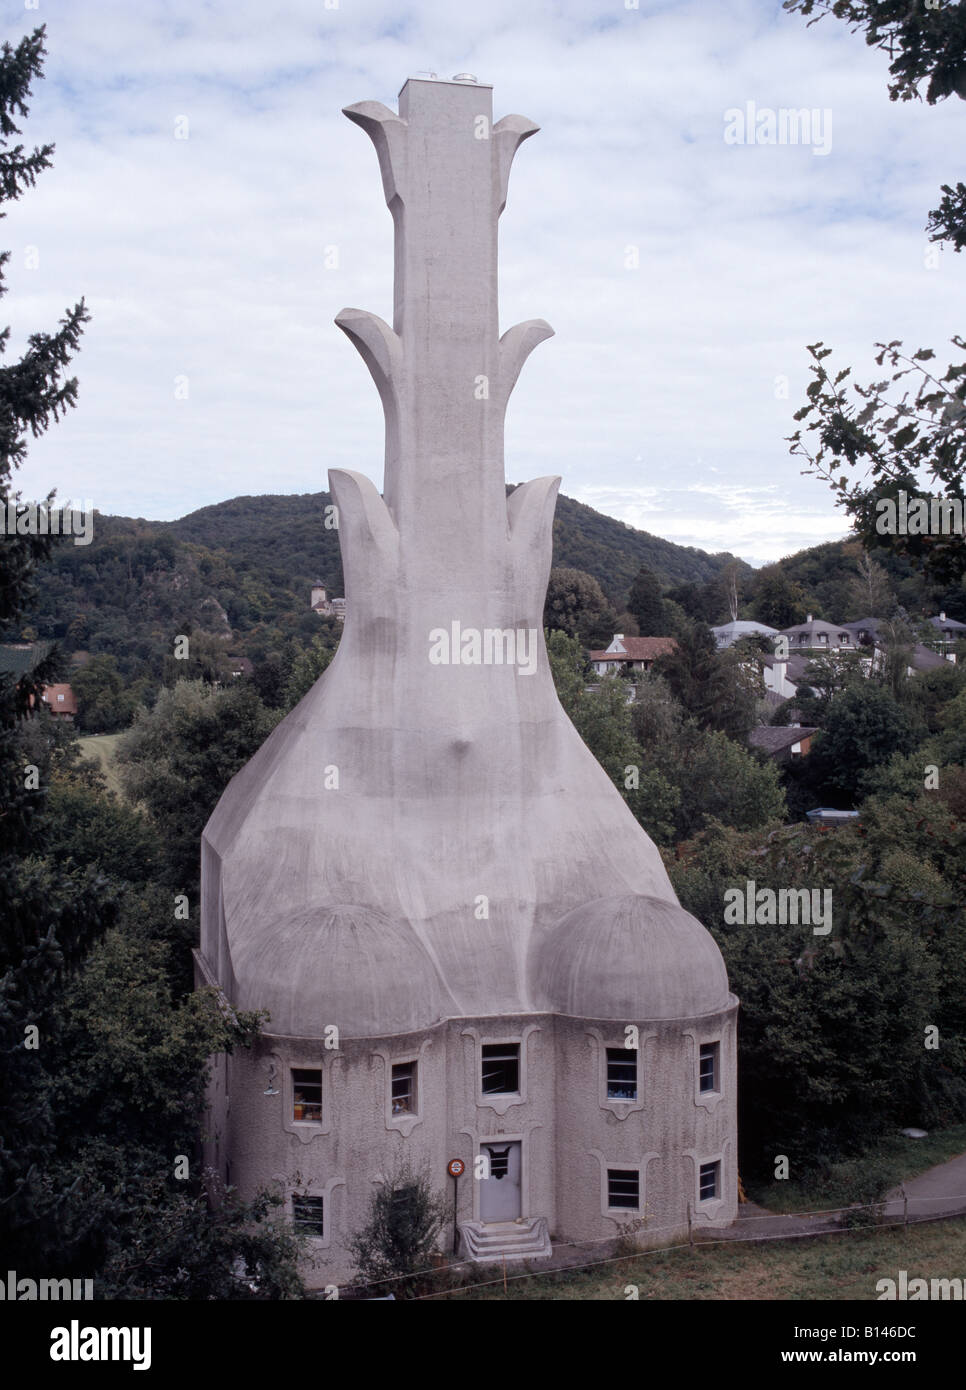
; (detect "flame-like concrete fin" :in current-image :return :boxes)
[499,319,554,404]
[335,308,403,434]
[328,468,399,600]
[507,474,561,550]
[343,101,408,206]
[493,114,540,215]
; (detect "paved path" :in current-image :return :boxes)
[702,1150,966,1242]
[883,1151,966,1222]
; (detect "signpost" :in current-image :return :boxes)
[447,1158,465,1255]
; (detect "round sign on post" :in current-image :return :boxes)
[447,1159,464,1255]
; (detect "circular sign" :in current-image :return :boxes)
[447,1158,465,1179]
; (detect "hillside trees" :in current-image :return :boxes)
[626,563,670,635]
[805,683,917,803]
[0,23,113,1263]
[118,679,280,894]
[670,798,966,1172]
[543,567,619,647]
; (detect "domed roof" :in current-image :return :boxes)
[233,903,446,1038]
[532,894,730,1021]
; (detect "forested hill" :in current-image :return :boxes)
[17,488,745,685]
[548,491,743,594]
[164,487,745,598]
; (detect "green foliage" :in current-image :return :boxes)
[117,679,280,892]
[672,784,966,1177]
[789,339,966,585]
[796,650,868,715]
[928,180,966,252]
[807,683,917,802]
[71,652,140,732]
[346,1157,449,1295]
[784,0,966,104]
[0,23,115,1265]
[283,632,334,709]
[652,620,760,741]
[626,564,670,635]
[750,564,809,628]
[543,567,618,647]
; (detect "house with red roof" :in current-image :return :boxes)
[588,633,677,676]
[40,683,77,720]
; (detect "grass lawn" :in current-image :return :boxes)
[438,1215,966,1300]
[745,1126,966,1214]
[77,732,127,798]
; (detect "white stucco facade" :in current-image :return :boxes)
[196,75,738,1287]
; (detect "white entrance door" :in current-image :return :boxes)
[479,1141,522,1222]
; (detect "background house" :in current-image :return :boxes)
[589,634,676,677]
[40,683,77,720]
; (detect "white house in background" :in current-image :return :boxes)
[760,653,798,702]
[841,617,883,647]
[926,612,966,659]
[588,634,677,677]
[711,620,779,649]
[311,584,346,622]
[779,615,857,652]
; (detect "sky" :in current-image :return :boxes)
[3,0,962,566]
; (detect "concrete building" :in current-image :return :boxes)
[196,76,737,1287]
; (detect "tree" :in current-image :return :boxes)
[652,620,759,741]
[346,1157,448,1295]
[789,339,966,584]
[796,649,868,716]
[543,567,619,647]
[118,679,280,893]
[626,564,669,636]
[631,677,786,841]
[283,633,333,709]
[751,565,808,629]
[785,0,966,247]
[807,683,917,802]
[670,810,961,1173]
[71,651,138,732]
[847,552,894,619]
[0,24,110,1265]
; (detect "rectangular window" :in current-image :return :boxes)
[606,1047,638,1101]
[391,1061,417,1115]
[607,1168,639,1210]
[698,1042,719,1094]
[699,1161,720,1202]
[292,1194,325,1235]
[292,1068,322,1122]
[481,1043,519,1095]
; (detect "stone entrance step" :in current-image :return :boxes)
[458,1216,552,1262]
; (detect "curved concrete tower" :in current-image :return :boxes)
[197,75,738,1284]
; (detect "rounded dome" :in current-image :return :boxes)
[234,903,445,1038]
[532,894,730,1021]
